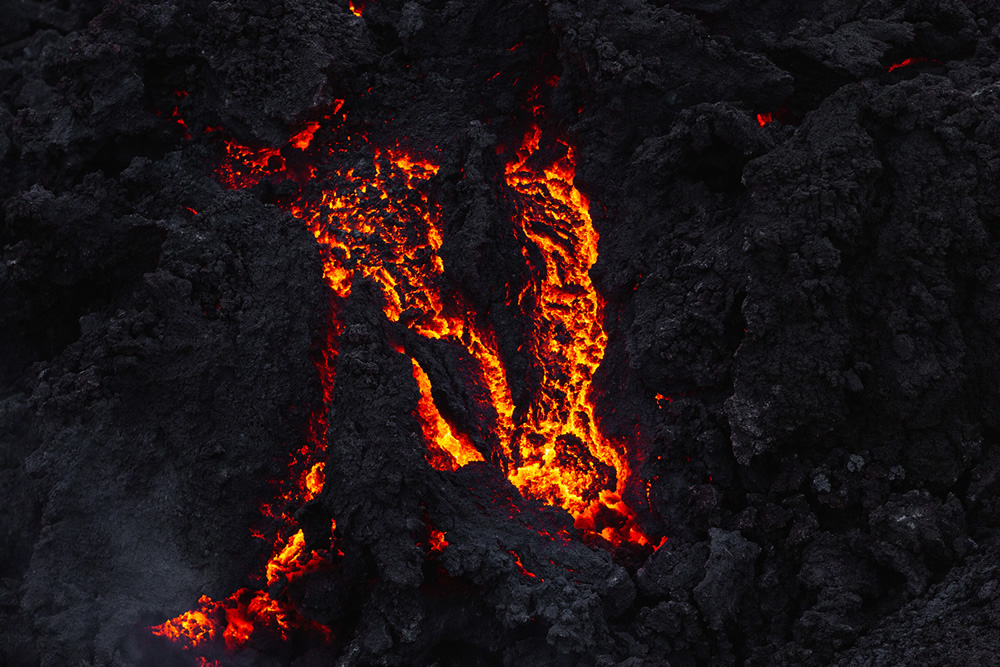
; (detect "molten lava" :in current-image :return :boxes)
[412,358,485,471]
[348,0,366,17]
[152,590,331,652]
[153,98,650,659]
[509,550,540,579]
[152,598,216,649]
[428,528,449,554]
[503,125,645,545]
[151,228,339,656]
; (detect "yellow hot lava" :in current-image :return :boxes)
[411,358,485,471]
[503,125,644,545]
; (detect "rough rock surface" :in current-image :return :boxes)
[4,0,1000,665]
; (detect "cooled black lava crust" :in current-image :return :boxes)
[3,1,1000,665]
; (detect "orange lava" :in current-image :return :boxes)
[152,590,331,653]
[151,598,217,648]
[216,115,644,543]
[151,172,339,656]
[251,132,516,472]
[428,529,449,553]
[411,358,484,471]
[509,550,539,579]
[756,112,773,127]
[291,121,321,150]
[152,525,333,654]
[265,529,327,586]
[503,125,646,546]
[304,462,325,501]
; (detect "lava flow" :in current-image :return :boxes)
[503,125,645,545]
[152,99,648,659]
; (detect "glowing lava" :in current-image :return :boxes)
[222,120,517,477]
[152,590,331,652]
[503,125,645,545]
[412,358,485,471]
[428,528,449,554]
[348,0,366,17]
[887,56,942,72]
[151,234,339,656]
[219,115,642,542]
[153,98,649,659]
[509,551,539,579]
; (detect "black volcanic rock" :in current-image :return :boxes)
[5,1,1000,666]
[2,156,329,664]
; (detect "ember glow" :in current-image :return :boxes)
[886,56,941,72]
[151,522,335,654]
[266,529,327,586]
[348,0,366,17]
[150,181,340,655]
[428,529,449,554]
[153,90,192,140]
[215,116,647,531]
[290,121,321,150]
[152,590,331,652]
[509,550,540,579]
[152,597,217,648]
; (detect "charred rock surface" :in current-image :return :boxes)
[4,1,1000,666]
